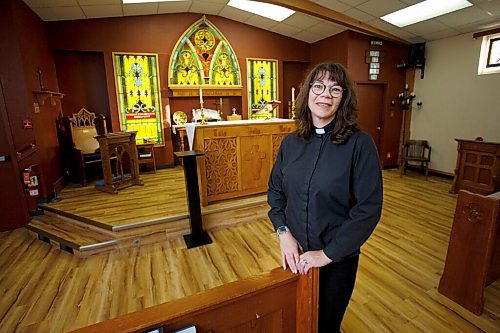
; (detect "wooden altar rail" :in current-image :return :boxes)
[438,190,500,315]
[72,267,318,333]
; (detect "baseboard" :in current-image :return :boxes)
[401,165,454,179]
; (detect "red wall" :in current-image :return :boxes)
[346,31,407,167]
[311,30,407,166]
[46,13,311,166]
[54,51,111,121]
[0,0,64,228]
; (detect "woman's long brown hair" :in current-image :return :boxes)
[294,62,359,144]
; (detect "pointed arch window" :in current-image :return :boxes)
[169,16,242,96]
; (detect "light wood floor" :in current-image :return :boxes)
[45,167,267,229]
[0,170,499,332]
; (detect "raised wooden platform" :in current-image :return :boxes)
[29,167,269,256]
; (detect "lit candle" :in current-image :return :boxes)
[292,87,295,101]
[199,86,203,104]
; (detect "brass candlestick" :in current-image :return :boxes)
[291,100,296,120]
[200,101,207,125]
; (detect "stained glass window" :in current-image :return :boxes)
[247,58,278,119]
[113,53,163,144]
[169,16,241,91]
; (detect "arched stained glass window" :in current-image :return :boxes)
[169,16,242,96]
[113,53,164,144]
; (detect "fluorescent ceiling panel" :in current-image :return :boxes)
[228,0,295,22]
[123,0,185,3]
[381,0,473,27]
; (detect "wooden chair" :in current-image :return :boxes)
[400,140,432,180]
[62,108,102,186]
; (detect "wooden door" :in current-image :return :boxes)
[355,83,384,150]
[0,79,30,231]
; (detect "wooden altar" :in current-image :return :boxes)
[95,131,143,194]
[174,119,295,206]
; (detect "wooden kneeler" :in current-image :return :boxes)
[438,190,500,315]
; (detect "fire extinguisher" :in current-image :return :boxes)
[22,166,40,197]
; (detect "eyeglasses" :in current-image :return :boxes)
[309,82,344,97]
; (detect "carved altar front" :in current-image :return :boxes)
[177,119,295,205]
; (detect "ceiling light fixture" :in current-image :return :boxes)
[123,0,185,4]
[228,0,295,22]
[381,0,472,27]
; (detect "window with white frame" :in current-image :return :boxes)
[478,33,500,75]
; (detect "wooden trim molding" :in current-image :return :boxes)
[262,0,410,45]
[473,26,500,39]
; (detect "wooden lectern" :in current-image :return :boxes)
[438,190,500,315]
[95,131,143,194]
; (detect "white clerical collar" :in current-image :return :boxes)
[315,128,325,134]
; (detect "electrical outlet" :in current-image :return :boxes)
[33,102,40,114]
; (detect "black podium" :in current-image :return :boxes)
[174,150,212,248]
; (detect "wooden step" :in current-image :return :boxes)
[29,200,271,257]
[28,212,117,257]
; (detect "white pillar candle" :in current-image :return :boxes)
[292,87,295,101]
[165,103,171,126]
[199,86,203,103]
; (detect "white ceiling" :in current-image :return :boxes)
[23,0,500,44]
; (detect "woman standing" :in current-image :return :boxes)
[268,62,383,332]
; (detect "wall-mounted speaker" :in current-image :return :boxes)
[408,43,425,67]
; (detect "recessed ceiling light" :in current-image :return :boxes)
[228,0,295,22]
[123,0,186,4]
[381,0,473,27]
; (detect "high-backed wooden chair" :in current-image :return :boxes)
[62,108,102,186]
[400,140,432,180]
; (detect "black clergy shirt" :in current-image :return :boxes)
[268,123,383,263]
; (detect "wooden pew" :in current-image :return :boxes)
[438,190,500,315]
[71,267,319,333]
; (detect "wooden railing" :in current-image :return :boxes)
[71,267,319,333]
